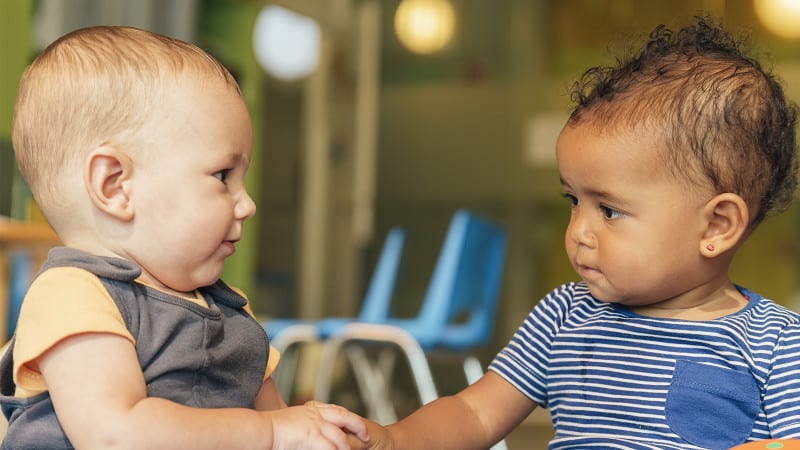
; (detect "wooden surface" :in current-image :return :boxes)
[0,219,59,243]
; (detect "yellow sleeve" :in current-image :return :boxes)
[13,267,134,396]
[232,286,280,379]
[265,345,280,379]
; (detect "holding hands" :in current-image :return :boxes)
[346,418,391,450]
[270,401,370,450]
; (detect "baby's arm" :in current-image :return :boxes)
[39,333,368,449]
[254,377,288,410]
[352,371,535,450]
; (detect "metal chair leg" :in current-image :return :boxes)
[269,324,319,401]
[463,355,483,385]
[314,331,350,402]
[317,324,439,404]
[314,325,508,448]
[345,345,398,423]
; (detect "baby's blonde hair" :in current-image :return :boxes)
[12,26,240,226]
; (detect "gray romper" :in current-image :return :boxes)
[0,247,270,449]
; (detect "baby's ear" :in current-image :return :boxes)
[699,193,749,258]
[85,147,134,221]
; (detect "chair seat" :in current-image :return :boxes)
[265,318,316,340]
[380,318,490,351]
[266,317,362,341]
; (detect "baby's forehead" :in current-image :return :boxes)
[561,118,697,176]
[564,115,666,149]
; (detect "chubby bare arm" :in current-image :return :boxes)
[353,371,536,450]
[39,333,368,450]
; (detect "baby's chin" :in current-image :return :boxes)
[582,283,640,306]
[151,271,221,295]
[578,279,611,301]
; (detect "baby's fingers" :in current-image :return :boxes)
[306,400,370,442]
[348,419,393,450]
[346,432,373,450]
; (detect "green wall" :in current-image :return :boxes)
[0,0,33,217]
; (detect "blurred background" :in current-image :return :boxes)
[2,0,800,445]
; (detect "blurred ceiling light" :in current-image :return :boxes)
[754,0,800,40]
[253,4,321,81]
[394,0,455,54]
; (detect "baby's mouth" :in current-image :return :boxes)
[576,263,602,280]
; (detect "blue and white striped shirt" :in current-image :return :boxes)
[489,282,800,450]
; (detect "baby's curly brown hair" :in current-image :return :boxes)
[568,15,798,227]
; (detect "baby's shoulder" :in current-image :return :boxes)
[746,294,800,325]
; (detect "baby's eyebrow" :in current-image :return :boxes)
[560,177,629,204]
[219,152,246,167]
[587,189,633,210]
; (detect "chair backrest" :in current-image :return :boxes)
[357,227,406,323]
[415,209,506,348]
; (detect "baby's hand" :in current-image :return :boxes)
[346,418,395,450]
[269,400,369,450]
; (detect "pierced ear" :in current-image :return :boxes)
[700,193,749,258]
[85,147,134,221]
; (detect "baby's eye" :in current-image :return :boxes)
[600,204,624,220]
[213,169,231,184]
[561,193,578,207]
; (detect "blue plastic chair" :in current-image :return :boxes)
[263,227,406,398]
[7,251,32,340]
[313,209,507,430]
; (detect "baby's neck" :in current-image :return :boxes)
[630,284,749,321]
